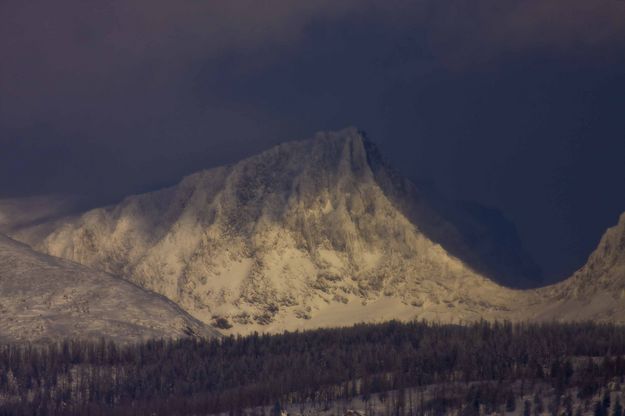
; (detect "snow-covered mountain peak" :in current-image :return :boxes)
[12,128,536,333]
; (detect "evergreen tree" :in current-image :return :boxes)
[604,391,612,412]
[523,400,532,416]
[272,400,282,416]
[505,391,516,412]
[596,400,607,416]
[614,398,623,416]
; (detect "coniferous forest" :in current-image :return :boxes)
[3,321,625,415]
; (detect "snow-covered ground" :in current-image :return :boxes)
[215,380,625,416]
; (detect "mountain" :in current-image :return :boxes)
[13,128,537,333]
[0,233,217,343]
[532,213,625,322]
[10,127,624,333]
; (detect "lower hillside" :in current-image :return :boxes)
[3,321,625,415]
[0,234,217,344]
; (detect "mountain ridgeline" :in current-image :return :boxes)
[6,128,625,334]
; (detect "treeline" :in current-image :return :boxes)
[2,321,625,415]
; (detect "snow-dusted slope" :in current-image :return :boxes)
[15,128,536,333]
[565,212,625,293]
[0,233,217,344]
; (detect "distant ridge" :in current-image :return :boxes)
[533,213,625,322]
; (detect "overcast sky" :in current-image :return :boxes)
[2,0,625,281]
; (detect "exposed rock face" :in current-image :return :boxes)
[18,128,532,333]
[0,233,218,343]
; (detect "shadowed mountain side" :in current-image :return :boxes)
[362,138,542,288]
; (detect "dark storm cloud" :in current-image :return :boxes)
[0,0,368,197]
[3,0,624,120]
[1,0,625,280]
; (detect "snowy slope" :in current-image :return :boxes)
[0,233,218,343]
[14,128,536,333]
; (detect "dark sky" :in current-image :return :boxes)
[2,1,625,281]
